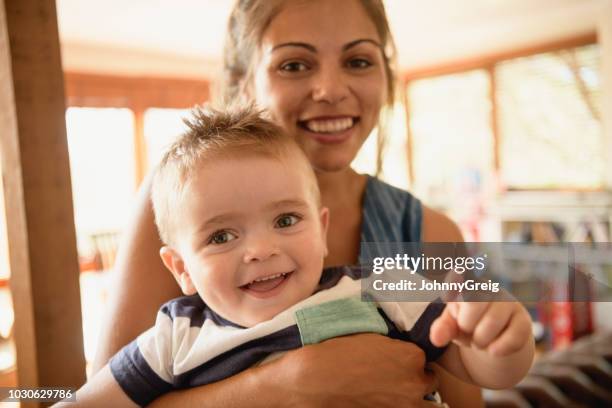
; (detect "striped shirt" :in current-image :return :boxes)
[110,266,445,406]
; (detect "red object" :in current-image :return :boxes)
[550,266,594,349]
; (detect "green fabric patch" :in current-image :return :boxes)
[295,297,388,345]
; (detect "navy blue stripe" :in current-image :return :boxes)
[317,265,365,291]
[173,325,302,388]
[160,295,244,329]
[382,300,447,362]
[110,341,173,407]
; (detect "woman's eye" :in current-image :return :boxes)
[347,58,372,69]
[208,231,237,245]
[279,61,309,73]
[275,214,300,228]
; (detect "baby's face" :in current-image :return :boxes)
[171,154,328,327]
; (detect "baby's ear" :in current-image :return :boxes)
[319,207,330,257]
[160,246,197,295]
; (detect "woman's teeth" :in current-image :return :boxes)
[305,118,353,133]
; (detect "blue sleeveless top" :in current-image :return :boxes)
[360,176,422,255]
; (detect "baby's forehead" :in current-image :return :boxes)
[190,148,319,203]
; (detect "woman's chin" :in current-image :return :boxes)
[309,157,354,173]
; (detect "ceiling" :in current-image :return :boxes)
[55,0,606,79]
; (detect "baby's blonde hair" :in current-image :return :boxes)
[152,105,318,246]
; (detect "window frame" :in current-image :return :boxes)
[64,72,210,187]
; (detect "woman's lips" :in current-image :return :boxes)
[298,117,359,145]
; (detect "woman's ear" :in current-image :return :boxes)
[319,207,330,257]
[160,246,197,295]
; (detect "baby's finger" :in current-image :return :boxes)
[456,302,490,334]
[471,302,514,349]
[487,308,532,357]
[430,306,458,347]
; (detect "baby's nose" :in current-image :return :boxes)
[242,234,279,263]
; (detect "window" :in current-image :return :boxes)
[408,70,495,208]
[496,44,602,189]
[404,38,601,241]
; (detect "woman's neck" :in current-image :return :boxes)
[316,168,367,209]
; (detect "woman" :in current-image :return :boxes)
[94,0,483,406]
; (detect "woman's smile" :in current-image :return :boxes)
[297,116,360,144]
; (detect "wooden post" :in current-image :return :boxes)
[0,0,86,405]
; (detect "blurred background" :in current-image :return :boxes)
[1,0,612,406]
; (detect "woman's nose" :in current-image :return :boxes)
[311,66,349,104]
[242,233,279,263]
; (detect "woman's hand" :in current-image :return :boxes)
[279,333,438,407]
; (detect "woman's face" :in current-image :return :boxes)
[251,0,388,173]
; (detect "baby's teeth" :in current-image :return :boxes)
[253,272,286,283]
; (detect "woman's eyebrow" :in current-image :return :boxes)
[343,38,382,51]
[272,42,316,53]
[271,38,381,53]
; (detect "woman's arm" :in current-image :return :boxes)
[54,365,137,408]
[92,173,182,373]
[149,334,440,408]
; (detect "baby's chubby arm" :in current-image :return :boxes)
[430,301,535,389]
[53,365,138,408]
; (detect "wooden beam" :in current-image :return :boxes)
[64,72,210,109]
[0,0,86,405]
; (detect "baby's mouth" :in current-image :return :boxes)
[298,117,359,134]
[240,271,293,293]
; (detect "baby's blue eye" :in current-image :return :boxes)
[209,231,237,245]
[276,214,300,228]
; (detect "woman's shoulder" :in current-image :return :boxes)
[421,205,464,243]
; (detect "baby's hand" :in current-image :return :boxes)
[430,301,532,357]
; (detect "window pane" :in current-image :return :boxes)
[496,44,603,189]
[144,108,190,171]
[66,107,135,253]
[408,70,495,239]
